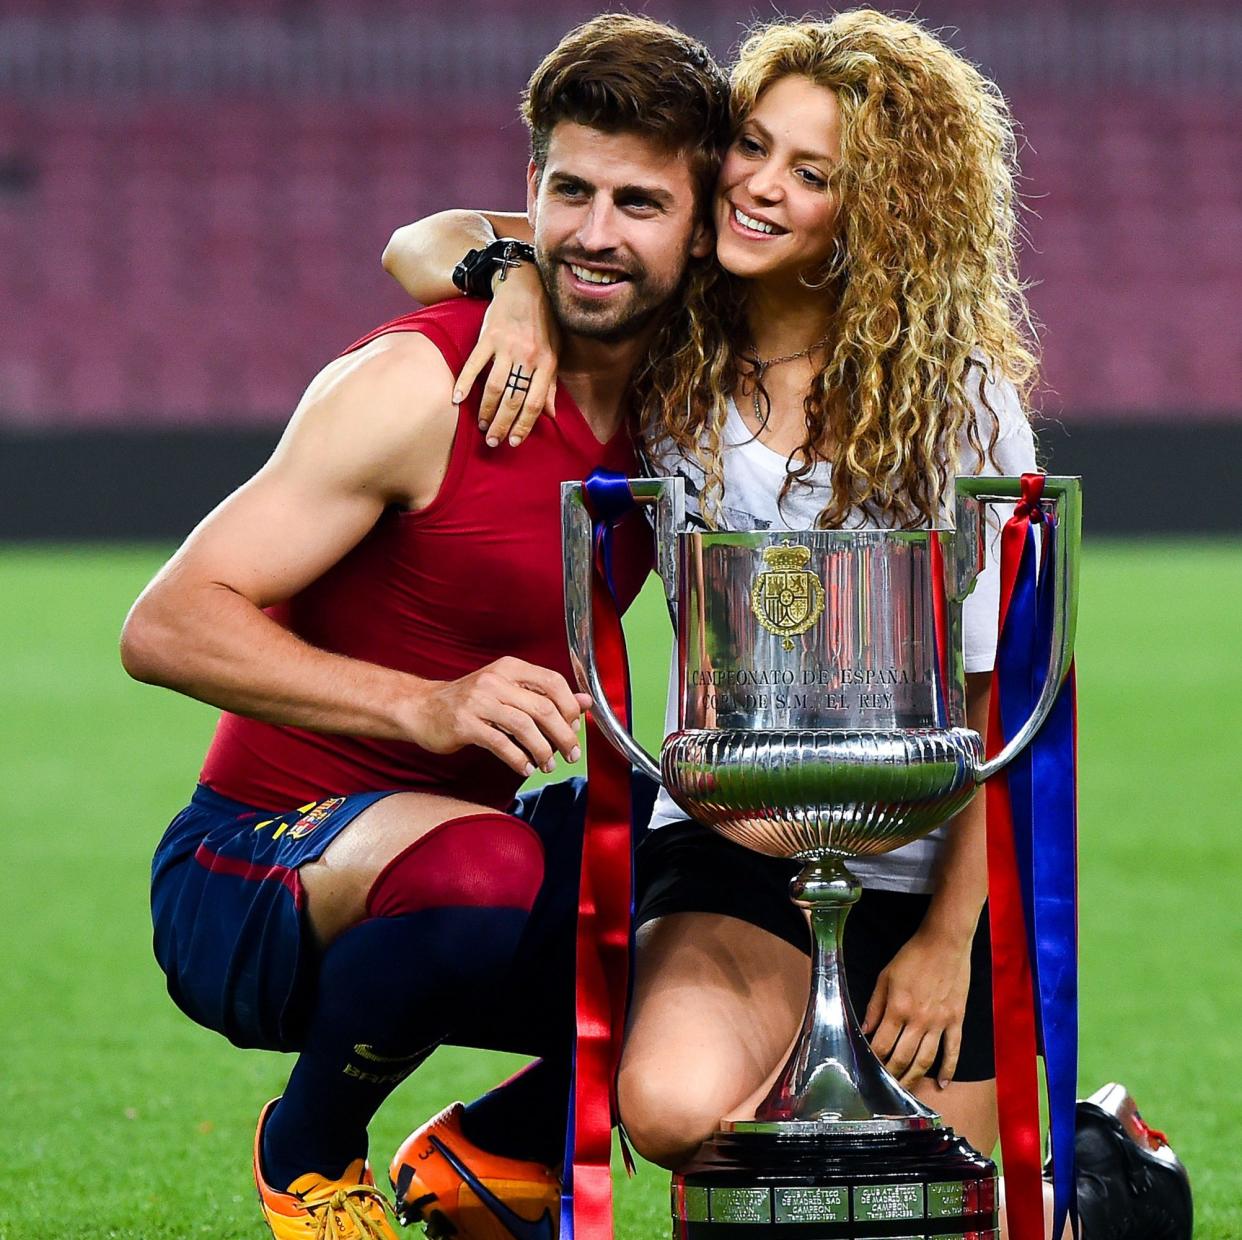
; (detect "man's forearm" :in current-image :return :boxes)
[121,581,423,741]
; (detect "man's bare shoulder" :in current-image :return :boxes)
[277,330,458,508]
[304,330,453,421]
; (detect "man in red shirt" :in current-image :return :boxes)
[121,16,727,1239]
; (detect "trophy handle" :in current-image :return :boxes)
[954,475,1082,782]
[560,476,684,786]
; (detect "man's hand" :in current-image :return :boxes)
[861,925,973,1088]
[407,657,591,777]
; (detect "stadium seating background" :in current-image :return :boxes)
[1,1,1239,532]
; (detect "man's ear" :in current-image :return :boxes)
[690,216,715,260]
[526,159,540,230]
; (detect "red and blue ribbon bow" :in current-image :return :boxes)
[560,469,642,1240]
[987,472,1079,1240]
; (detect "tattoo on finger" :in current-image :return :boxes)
[504,365,533,401]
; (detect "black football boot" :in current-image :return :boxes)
[1044,1082,1192,1240]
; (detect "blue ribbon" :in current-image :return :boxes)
[581,467,640,782]
[583,469,639,609]
[1030,524,1079,1240]
[581,467,641,788]
[995,516,1079,1240]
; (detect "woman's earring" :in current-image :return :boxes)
[800,236,846,291]
[830,234,847,274]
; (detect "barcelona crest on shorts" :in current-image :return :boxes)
[288,796,346,839]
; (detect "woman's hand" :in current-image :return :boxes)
[861,923,973,1088]
[455,262,560,447]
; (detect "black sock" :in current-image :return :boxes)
[461,1053,571,1167]
[262,906,531,1189]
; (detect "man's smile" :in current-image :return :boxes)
[563,259,633,298]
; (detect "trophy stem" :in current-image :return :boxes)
[743,856,937,1132]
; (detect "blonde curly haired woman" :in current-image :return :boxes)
[382,13,1188,1238]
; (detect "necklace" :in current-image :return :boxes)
[745,335,830,423]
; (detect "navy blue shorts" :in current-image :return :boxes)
[151,785,397,1051]
[150,778,605,1055]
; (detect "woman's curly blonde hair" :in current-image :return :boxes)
[634,9,1038,529]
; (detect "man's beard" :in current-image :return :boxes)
[537,247,679,344]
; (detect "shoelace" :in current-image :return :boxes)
[1131,1112,1170,1149]
[307,1184,396,1240]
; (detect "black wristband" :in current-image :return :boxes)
[451,238,537,299]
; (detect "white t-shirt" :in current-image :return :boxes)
[644,374,1037,893]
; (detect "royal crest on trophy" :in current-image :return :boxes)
[750,542,827,650]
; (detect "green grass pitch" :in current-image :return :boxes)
[1,539,1238,1239]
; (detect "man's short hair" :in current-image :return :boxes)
[522,14,731,211]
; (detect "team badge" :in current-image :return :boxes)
[287,797,346,839]
[750,542,825,651]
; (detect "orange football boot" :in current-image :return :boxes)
[389,1103,559,1240]
[254,1099,399,1240]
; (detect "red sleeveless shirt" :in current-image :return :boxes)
[198,300,649,811]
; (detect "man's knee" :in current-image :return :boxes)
[367,812,546,920]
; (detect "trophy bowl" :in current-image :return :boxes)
[562,474,1081,1237]
[661,726,982,860]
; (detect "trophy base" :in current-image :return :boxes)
[673,1126,997,1238]
[723,1116,936,1135]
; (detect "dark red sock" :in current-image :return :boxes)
[263,813,545,1189]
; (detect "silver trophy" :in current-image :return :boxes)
[562,475,1081,1238]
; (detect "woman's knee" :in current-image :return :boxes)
[616,913,809,1167]
[616,1056,726,1168]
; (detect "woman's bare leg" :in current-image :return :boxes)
[617,912,808,1168]
[910,1075,998,1154]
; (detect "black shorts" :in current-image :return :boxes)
[635,819,995,1082]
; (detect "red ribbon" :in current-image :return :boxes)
[927,532,952,720]
[565,561,636,1240]
[986,472,1046,1240]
